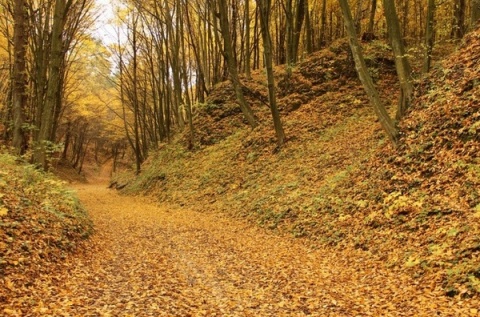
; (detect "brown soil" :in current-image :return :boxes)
[3,181,478,316]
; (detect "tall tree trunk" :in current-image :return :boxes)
[472,0,480,26]
[451,0,466,39]
[184,1,208,102]
[338,0,398,145]
[131,12,142,174]
[12,0,28,155]
[367,0,377,35]
[423,0,435,74]
[305,3,313,53]
[245,0,252,78]
[319,0,327,47]
[292,0,306,63]
[402,0,409,38]
[34,0,67,170]
[256,0,286,146]
[383,0,413,121]
[216,0,258,128]
[179,1,195,148]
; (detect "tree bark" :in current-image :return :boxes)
[34,0,68,170]
[12,0,28,155]
[451,0,466,39]
[423,0,435,74]
[292,0,306,63]
[245,0,252,78]
[257,0,286,146]
[367,0,377,35]
[383,0,413,121]
[216,0,258,128]
[472,0,480,27]
[338,0,398,145]
[304,2,313,53]
[319,0,327,47]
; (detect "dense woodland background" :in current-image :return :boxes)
[0,0,478,171]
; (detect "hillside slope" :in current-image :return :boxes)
[122,32,479,296]
[0,154,92,304]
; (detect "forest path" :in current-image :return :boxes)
[18,183,476,316]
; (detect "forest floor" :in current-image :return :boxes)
[3,181,479,316]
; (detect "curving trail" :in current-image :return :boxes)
[5,183,478,316]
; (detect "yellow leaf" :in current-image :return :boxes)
[0,207,7,216]
[3,308,18,316]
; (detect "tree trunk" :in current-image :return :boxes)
[12,0,28,155]
[472,0,480,27]
[451,0,466,39]
[179,2,195,148]
[216,0,258,128]
[423,0,435,74]
[367,0,377,35]
[292,0,306,63]
[245,0,252,78]
[256,0,286,146]
[383,0,413,121]
[304,3,313,53]
[34,0,67,170]
[319,0,327,47]
[338,0,398,145]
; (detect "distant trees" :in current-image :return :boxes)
[1,0,479,167]
[0,0,120,171]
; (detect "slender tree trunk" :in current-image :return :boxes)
[12,0,28,155]
[383,0,413,121]
[367,0,377,35]
[131,12,142,174]
[319,0,327,47]
[402,0,408,38]
[338,0,398,145]
[179,2,195,148]
[256,0,286,146]
[292,0,306,62]
[245,0,252,78]
[184,2,208,102]
[451,0,466,39]
[423,0,435,74]
[305,3,313,53]
[61,121,71,160]
[354,0,363,34]
[285,0,294,67]
[216,0,258,128]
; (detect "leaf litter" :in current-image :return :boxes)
[4,184,479,316]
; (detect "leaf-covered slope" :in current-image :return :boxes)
[0,154,92,302]
[347,29,480,295]
[123,32,479,296]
